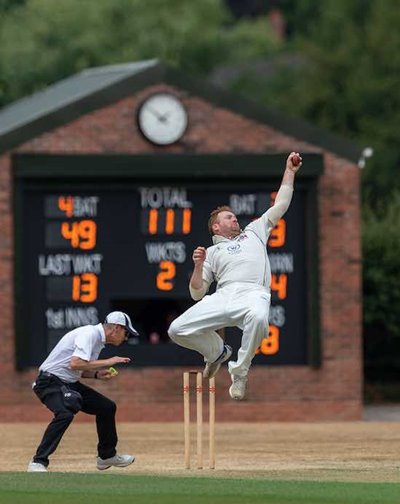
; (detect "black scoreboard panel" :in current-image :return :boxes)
[14,154,321,369]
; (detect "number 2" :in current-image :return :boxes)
[156,261,176,291]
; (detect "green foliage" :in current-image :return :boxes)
[227,0,400,204]
[279,0,323,37]
[363,192,400,384]
[0,0,25,13]
[362,192,400,337]
[0,0,278,107]
[289,0,400,202]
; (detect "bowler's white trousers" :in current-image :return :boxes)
[168,283,271,377]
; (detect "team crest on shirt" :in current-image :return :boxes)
[227,243,242,254]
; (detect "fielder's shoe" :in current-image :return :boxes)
[96,453,135,470]
[229,374,248,400]
[203,344,233,379]
[27,461,48,472]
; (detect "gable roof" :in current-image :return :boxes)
[0,59,362,162]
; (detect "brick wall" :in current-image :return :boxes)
[0,84,362,421]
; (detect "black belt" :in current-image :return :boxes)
[39,371,58,378]
[38,371,66,384]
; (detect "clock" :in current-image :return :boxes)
[137,93,188,145]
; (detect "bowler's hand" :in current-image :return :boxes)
[287,152,302,173]
[193,247,206,266]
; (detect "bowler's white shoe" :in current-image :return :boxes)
[203,345,232,379]
[27,461,48,472]
[229,374,248,400]
[96,453,135,470]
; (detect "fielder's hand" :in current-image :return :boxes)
[108,356,131,366]
[96,369,114,380]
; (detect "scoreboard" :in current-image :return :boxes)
[14,154,322,369]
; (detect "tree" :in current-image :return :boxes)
[0,0,280,107]
[225,0,400,204]
[0,0,26,13]
[363,192,400,383]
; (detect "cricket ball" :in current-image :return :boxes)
[292,154,301,166]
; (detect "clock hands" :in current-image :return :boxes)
[147,105,171,124]
[159,111,171,122]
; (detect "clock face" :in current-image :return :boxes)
[137,93,188,145]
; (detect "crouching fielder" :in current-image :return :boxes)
[27,311,138,472]
[168,153,302,400]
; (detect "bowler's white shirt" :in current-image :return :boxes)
[39,323,106,383]
[200,184,294,293]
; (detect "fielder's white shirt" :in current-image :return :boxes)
[191,184,294,298]
[39,323,106,383]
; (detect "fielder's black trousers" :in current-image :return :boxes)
[32,372,117,467]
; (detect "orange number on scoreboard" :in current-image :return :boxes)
[271,273,288,300]
[255,325,280,356]
[165,209,175,235]
[61,220,97,249]
[156,261,176,291]
[148,209,158,235]
[61,222,80,247]
[72,273,98,303]
[147,209,192,235]
[79,220,97,249]
[58,196,74,217]
[182,208,192,234]
[268,219,286,247]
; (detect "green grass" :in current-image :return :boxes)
[0,473,399,504]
